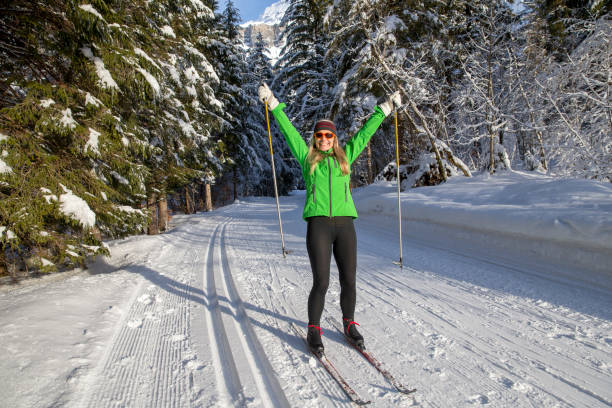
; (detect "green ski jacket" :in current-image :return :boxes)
[271,102,387,220]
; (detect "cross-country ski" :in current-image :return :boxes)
[327,316,417,395]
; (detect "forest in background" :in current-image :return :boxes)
[0,0,610,278]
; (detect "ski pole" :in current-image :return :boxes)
[394,110,403,267]
[265,101,288,257]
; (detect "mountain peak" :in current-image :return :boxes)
[241,0,289,27]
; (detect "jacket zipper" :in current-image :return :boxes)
[345,182,347,202]
[312,183,315,204]
[328,157,332,217]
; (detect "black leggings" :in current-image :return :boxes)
[306,216,357,325]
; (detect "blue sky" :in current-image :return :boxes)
[229,0,276,23]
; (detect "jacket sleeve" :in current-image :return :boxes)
[270,103,309,167]
[344,106,387,164]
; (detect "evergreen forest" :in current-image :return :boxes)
[0,0,610,277]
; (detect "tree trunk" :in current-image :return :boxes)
[205,183,213,212]
[233,168,238,201]
[147,193,158,235]
[488,41,495,174]
[158,195,168,232]
[184,186,192,214]
[407,101,447,182]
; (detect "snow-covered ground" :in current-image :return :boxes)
[1,171,611,407]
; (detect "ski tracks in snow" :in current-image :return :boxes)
[78,215,290,407]
[201,221,290,407]
[75,196,612,408]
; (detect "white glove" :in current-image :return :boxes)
[379,91,402,116]
[258,83,279,110]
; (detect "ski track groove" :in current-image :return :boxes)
[203,222,245,406]
[217,220,292,407]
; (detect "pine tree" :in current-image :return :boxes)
[0,0,227,276]
[273,0,335,133]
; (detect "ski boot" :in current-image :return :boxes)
[307,325,324,357]
[343,318,365,350]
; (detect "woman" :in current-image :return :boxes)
[258,83,401,354]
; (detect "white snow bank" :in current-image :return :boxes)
[355,171,612,278]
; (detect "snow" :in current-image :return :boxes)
[0,132,7,142]
[161,25,176,38]
[136,68,160,96]
[358,171,612,279]
[133,47,160,70]
[384,15,407,31]
[40,257,54,266]
[116,205,145,216]
[182,43,219,83]
[80,47,119,90]
[187,0,214,18]
[58,184,96,228]
[0,158,11,174]
[40,98,55,108]
[84,92,103,107]
[0,226,16,240]
[241,0,290,27]
[1,173,611,407]
[79,4,106,23]
[41,187,58,204]
[85,127,101,154]
[59,108,78,129]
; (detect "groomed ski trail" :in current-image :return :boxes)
[78,215,292,407]
[19,191,609,408]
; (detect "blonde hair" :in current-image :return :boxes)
[306,134,350,175]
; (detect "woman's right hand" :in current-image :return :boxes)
[258,83,279,110]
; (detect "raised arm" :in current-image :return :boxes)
[344,92,402,164]
[259,84,309,166]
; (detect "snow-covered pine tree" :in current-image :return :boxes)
[0,0,227,276]
[239,32,299,195]
[273,0,335,133]
[325,0,471,186]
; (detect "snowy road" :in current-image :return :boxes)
[1,189,611,407]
